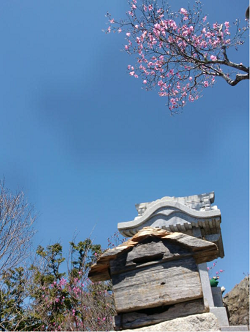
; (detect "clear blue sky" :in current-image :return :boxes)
[0,0,248,293]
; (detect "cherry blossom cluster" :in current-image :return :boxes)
[106,0,249,113]
[207,261,224,279]
[38,275,113,331]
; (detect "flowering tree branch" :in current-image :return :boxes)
[106,0,249,113]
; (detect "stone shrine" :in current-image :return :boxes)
[88,192,246,330]
[89,227,219,329]
[117,192,229,328]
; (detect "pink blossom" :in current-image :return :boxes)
[148,5,153,11]
[109,19,114,24]
[189,76,192,81]
[143,80,147,84]
[129,71,135,76]
[59,278,67,286]
[118,28,122,33]
[203,16,207,22]
[224,21,230,28]
[180,8,187,15]
[210,55,217,61]
[126,32,131,37]
[204,81,209,87]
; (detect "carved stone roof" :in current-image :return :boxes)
[118,192,224,258]
[88,227,219,282]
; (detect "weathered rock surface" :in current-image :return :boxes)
[117,312,220,331]
[223,275,249,327]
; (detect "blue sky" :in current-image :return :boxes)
[0,0,248,293]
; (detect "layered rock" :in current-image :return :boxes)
[223,275,249,326]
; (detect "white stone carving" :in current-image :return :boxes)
[118,192,224,258]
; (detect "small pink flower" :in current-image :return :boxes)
[148,4,153,11]
[204,81,209,87]
[224,21,230,28]
[126,32,131,37]
[210,55,217,61]
[143,80,147,84]
[203,16,207,22]
[189,76,192,81]
[118,28,122,33]
[109,19,114,24]
[129,71,135,76]
[180,8,187,15]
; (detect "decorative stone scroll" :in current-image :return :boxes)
[117,192,224,258]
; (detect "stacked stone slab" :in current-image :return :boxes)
[89,227,220,329]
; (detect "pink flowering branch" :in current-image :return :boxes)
[106,0,249,113]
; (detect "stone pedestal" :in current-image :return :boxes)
[212,287,224,307]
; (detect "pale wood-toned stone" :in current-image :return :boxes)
[114,299,206,329]
[112,257,203,313]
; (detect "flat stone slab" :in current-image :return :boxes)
[221,327,249,331]
[114,312,220,331]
